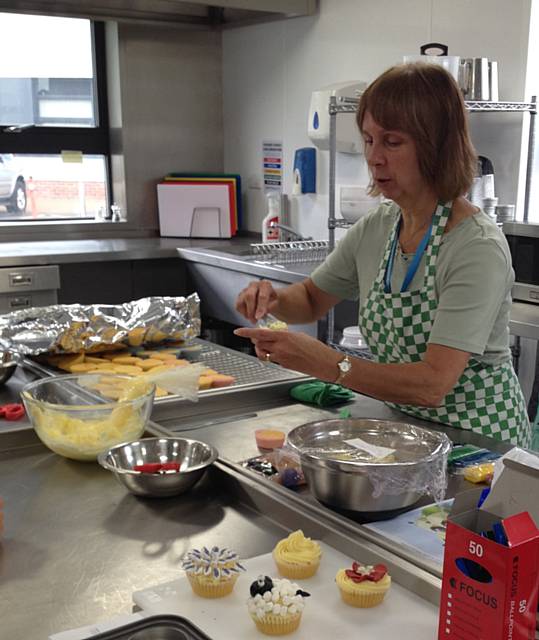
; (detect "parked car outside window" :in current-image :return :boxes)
[0,154,26,214]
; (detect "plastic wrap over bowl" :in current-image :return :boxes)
[287,418,451,513]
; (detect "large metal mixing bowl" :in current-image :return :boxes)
[287,418,451,513]
[98,437,218,497]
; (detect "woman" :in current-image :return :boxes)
[234,63,531,447]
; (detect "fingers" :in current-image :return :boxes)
[235,282,260,324]
[235,280,277,324]
[255,281,277,320]
[254,345,267,360]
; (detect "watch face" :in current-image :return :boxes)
[339,358,351,373]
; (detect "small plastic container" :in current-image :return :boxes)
[494,204,516,222]
[482,196,498,218]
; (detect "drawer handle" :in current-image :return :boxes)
[9,273,33,287]
[9,296,31,309]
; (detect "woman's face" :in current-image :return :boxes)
[361,111,430,206]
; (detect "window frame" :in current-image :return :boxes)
[0,19,112,218]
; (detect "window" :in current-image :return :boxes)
[0,14,110,221]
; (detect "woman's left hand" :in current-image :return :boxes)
[233,327,339,381]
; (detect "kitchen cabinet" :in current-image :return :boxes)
[58,258,188,305]
[0,265,59,313]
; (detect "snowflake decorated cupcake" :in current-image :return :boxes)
[272,529,322,579]
[335,562,391,608]
[247,575,310,636]
[181,545,245,598]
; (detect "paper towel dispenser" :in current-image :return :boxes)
[308,81,367,154]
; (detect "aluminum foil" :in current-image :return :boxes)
[0,293,201,355]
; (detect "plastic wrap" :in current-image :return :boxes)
[366,451,449,501]
[0,293,200,355]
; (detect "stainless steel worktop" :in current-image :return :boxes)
[0,360,512,640]
[177,246,316,284]
[0,237,255,267]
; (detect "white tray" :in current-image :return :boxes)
[133,542,439,639]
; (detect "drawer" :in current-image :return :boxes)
[0,289,57,313]
[0,265,60,293]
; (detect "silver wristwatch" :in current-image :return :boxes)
[335,355,352,385]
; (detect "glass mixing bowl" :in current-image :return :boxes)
[22,373,155,461]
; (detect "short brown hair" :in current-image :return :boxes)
[357,63,477,201]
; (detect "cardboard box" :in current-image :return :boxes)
[438,459,539,640]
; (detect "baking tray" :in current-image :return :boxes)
[22,338,309,403]
[81,614,211,639]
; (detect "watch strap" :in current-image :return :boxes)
[335,355,352,385]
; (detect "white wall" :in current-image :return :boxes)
[114,22,224,232]
[223,0,533,237]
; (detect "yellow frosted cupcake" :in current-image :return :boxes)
[336,562,391,608]
[273,530,321,579]
[247,575,310,636]
[181,546,245,598]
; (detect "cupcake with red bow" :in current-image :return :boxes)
[335,562,391,608]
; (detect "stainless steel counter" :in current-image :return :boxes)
[0,237,255,267]
[177,246,315,284]
[0,359,512,640]
[510,302,539,340]
[0,400,444,640]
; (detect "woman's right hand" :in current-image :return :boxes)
[235,280,278,324]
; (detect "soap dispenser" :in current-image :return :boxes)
[292,147,316,195]
[262,191,281,243]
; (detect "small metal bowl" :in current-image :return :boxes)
[98,437,218,498]
[0,351,17,387]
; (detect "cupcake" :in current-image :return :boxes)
[273,530,321,579]
[181,546,245,598]
[247,575,310,636]
[336,562,391,608]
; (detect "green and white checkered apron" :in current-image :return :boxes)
[358,201,531,447]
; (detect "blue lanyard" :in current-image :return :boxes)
[384,217,433,293]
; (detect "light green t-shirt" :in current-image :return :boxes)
[311,202,514,365]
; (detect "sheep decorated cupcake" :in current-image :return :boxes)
[335,561,391,608]
[181,545,246,598]
[272,529,321,579]
[247,575,310,636]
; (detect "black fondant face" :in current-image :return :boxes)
[250,575,274,597]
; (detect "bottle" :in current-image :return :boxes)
[339,326,372,359]
[262,192,281,243]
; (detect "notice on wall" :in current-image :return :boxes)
[262,140,283,193]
